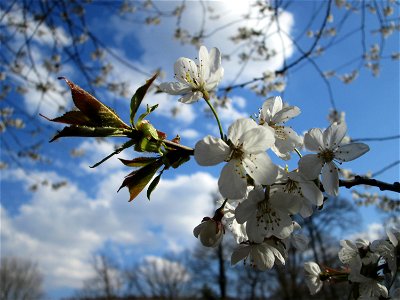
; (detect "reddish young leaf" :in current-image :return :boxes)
[40,111,93,126]
[58,77,130,129]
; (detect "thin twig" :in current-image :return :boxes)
[350,135,400,142]
[339,176,400,193]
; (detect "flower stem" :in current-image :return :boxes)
[294,148,302,158]
[203,92,224,140]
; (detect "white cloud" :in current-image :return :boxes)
[75,139,130,174]
[143,92,197,125]
[179,129,200,140]
[217,96,250,129]
[140,255,191,282]
[1,167,217,290]
[345,222,385,242]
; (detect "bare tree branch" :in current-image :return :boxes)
[340,175,400,193]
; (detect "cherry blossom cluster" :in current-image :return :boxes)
[160,46,379,290]
[305,226,400,299]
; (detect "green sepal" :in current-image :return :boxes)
[139,121,159,141]
[135,138,162,154]
[137,104,159,126]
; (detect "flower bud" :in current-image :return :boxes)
[193,217,224,247]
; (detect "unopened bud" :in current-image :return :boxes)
[193,217,224,247]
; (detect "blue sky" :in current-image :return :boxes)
[1,1,399,298]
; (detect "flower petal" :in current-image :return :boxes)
[159,82,191,95]
[272,126,302,159]
[194,136,230,166]
[323,122,347,149]
[321,162,339,196]
[235,189,262,224]
[174,57,199,86]
[304,261,321,276]
[272,105,301,124]
[178,91,203,104]
[335,143,369,162]
[204,68,224,91]
[260,96,282,123]
[298,180,324,206]
[246,217,266,243]
[243,152,278,185]
[218,160,247,199]
[227,118,258,144]
[193,222,205,238]
[231,245,250,266]
[266,243,285,265]
[241,126,275,153]
[198,46,210,81]
[208,47,222,73]
[304,128,324,151]
[268,96,283,118]
[298,154,323,180]
[252,245,274,270]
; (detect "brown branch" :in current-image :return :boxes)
[339,176,400,193]
[350,135,400,142]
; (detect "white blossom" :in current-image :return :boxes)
[235,187,295,242]
[298,122,369,196]
[283,222,309,251]
[338,239,374,266]
[194,118,278,199]
[231,240,286,271]
[304,262,323,295]
[370,226,400,274]
[259,96,302,160]
[339,239,381,286]
[358,278,388,299]
[220,198,248,244]
[159,46,224,103]
[274,169,324,218]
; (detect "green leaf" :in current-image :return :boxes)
[137,104,159,125]
[49,126,131,142]
[119,157,159,168]
[118,159,163,202]
[147,171,163,200]
[130,73,158,127]
[58,77,130,129]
